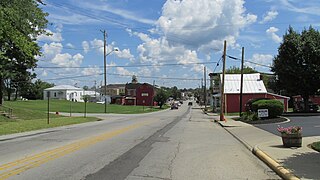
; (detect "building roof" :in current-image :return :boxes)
[44,85,82,91]
[125,83,141,89]
[221,73,267,94]
[106,84,126,89]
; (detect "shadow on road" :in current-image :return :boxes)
[281,151,320,179]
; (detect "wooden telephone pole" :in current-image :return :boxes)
[239,47,245,117]
[220,40,227,121]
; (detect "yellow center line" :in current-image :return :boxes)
[0,120,153,179]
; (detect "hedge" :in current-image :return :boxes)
[252,99,284,118]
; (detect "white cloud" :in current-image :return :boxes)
[39,42,84,69]
[41,42,63,60]
[41,70,48,77]
[156,0,257,52]
[247,53,273,69]
[52,53,84,68]
[116,67,133,76]
[138,67,152,77]
[266,27,282,43]
[129,29,207,73]
[66,43,75,48]
[279,0,320,16]
[123,0,258,76]
[82,65,102,76]
[115,49,135,62]
[37,29,63,42]
[48,13,100,25]
[260,10,278,24]
[77,2,156,25]
[90,39,104,54]
[82,41,90,53]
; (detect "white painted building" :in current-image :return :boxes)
[43,85,101,102]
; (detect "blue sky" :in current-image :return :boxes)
[35,0,320,89]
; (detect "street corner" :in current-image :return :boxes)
[252,146,300,180]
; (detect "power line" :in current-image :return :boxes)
[37,40,104,50]
[41,72,202,81]
[226,54,272,68]
[213,56,222,72]
[35,61,218,69]
[45,1,320,30]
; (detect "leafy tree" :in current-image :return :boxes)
[226,66,257,74]
[0,0,49,104]
[169,86,181,100]
[83,85,89,90]
[154,88,168,109]
[20,79,54,100]
[272,26,320,111]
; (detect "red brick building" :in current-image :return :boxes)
[124,76,155,106]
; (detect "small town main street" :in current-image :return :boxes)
[0,103,279,180]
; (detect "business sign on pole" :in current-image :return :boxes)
[258,109,268,118]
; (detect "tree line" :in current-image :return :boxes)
[0,0,49,104]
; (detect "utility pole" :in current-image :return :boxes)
[204,66,207,109]
[220,40,227,121]
[239,47,245,117]
[94,80,97,97]
[152,80,155,109]
[47,91,50,124]
[101,30,107,113]
[201,78,203,106]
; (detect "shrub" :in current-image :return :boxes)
[252,99,284,118]
[240,111,260,122]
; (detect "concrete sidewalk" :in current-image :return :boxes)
[211,115,320,180]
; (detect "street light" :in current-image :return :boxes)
[103,47,119,113]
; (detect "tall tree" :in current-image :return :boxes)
[272,26,320,111]
[0,0,49,104]
[154,88,168,109]
[20,79,54,100]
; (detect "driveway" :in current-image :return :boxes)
[254,116,320,137]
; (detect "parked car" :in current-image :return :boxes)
[293,101,319,112]
[188,102,193,106]
[171,103,179,110]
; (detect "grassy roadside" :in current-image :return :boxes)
[311,141,320,152]
[0,117,99,136]
[0,100,168,136]
[3,100,168,115]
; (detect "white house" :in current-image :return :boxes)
[43,85,102,102]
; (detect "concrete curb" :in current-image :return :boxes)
[215,120,300,180]
[252,146,300,180]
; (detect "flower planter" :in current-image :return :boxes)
[281,134,302,147]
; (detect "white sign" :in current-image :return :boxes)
[258,109,269,118]
[141,93,149,97]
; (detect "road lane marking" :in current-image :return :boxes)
[0,120,153,179]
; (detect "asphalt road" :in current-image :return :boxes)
[254,116,320,137]
[0,103,279,180]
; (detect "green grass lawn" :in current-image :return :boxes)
[0,100,168,136]
[0,117,98,136]
[311,141,320,152]
[3,100,168,118]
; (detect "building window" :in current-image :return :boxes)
[54,92,57,97]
